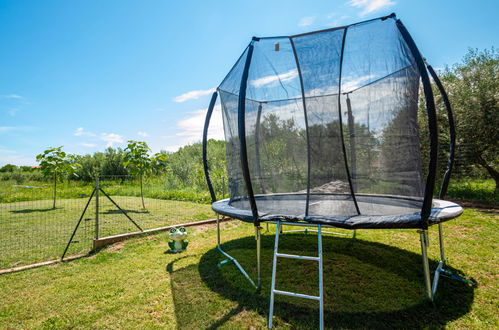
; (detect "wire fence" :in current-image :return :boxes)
[0,175,215,271]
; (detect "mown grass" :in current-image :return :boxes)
[0,208,496,329]
[0,197,213,269]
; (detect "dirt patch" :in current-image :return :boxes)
[107,241,125,252]
[189,217,233,233]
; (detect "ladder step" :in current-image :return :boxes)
[273,289,320,301]
[276,253,319,261]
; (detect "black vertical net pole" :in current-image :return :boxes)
[337,27,361,215]
[396,20,438,228]
[203,91,219,203]
[238,39,259,225]
[289,37,312,217]
[427,65,455,200]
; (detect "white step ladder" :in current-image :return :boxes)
[268,221,324,329]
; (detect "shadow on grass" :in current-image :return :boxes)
[167,234,475,329]
[10,207,60,214]
[100,209,150,215]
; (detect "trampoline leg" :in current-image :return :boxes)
[256,225,262,291]
[431,223,446,297]
[438,223,446,265]
[217,214,221,246]
[216,214,258,289]
[419,230,433,301]
[318,224,324,330]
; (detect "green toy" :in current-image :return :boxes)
[168,227,188,253]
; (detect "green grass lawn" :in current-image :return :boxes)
[0,197,213,269]
[0,208,497,329]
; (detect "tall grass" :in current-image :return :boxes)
[446,179,497,203]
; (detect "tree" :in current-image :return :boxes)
[124,141,151,209]
[102,147,128,177]
[0,164,17,172]
[36,146,79,208]
[151,151,169,175]
[439,48,499,192]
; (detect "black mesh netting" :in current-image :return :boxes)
[214,16,458,226]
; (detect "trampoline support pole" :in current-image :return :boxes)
[431,223,446,297]
[256,225,262,291]
[438,223,446,264]
[216,214,258,290]
[419,230,433,301]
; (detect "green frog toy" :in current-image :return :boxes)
[168,227,188,253]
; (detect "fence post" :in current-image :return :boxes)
[95,177,100,240]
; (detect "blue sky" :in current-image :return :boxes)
[0,0,497,166]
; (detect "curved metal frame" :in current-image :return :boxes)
[202,91,219,203]
[396,19,438,228]
[237,39,260,225]
[427,65,456,200]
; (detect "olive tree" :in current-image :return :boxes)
[36,146,79,208]
[124,140,151,209]
[440,48,499,192]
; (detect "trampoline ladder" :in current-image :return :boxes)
[268,221,324,329]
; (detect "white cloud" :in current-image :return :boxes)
[0,150,35,166]
[101,133,124,147]
[174,88,216,103]
[348,0,395,16]
[250,69,298,88]
[341,74,376,93]
[164,105,224,152]
[298,16,316,27]
[80,143,97,148]
[163,144,184,153]
[137,131,149,137]
[0,126,16,133]
[0,94,23,99]
[325,14,350,27]
[1,94,29,117]
[0,148,16,154]
[74,127,96,137]
[0,126,36,133]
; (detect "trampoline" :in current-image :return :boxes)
[203,13,463,328]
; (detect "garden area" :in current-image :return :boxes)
[0,208,497,328]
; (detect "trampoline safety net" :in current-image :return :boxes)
[216,15,433,221]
